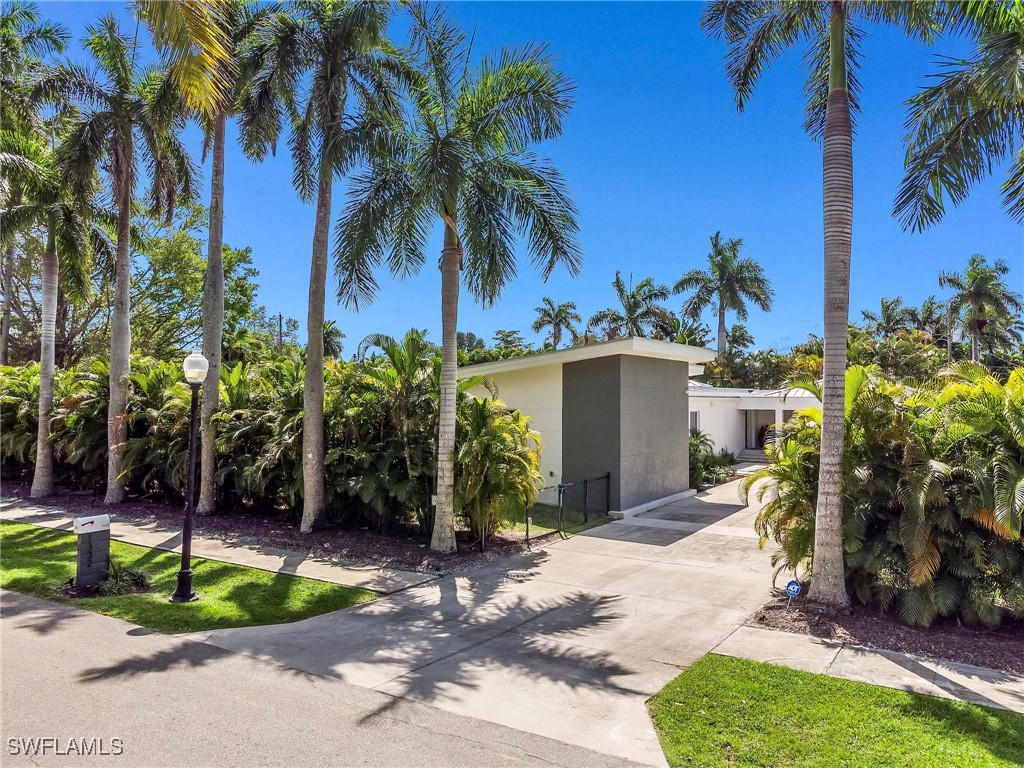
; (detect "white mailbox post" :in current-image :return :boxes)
[73,514,111,588]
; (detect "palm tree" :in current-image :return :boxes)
[142,1,277,516]
[861,296,915,337]
[0,1,67,365]
[912,294,947,338]
[895,3,1024,230]
[702,0,941,608]
[675,232,772,359]
[0,131,107,497]
[323,320,344,359]
[335,5,580,553]
[134,0,233,117]
[588,272,671,339]
[357,328,435,516]
[240,0,403,532]
[39,15,195,504]
[532,298,581,349]
[940,254,1023,362]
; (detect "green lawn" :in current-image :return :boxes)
[0,521,376,634]
[508,502,613,537]
[649,654,1024,768]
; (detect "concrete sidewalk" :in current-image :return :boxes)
[713,625,1024,714]
[0,499,434,594]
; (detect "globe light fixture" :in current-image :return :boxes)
[182,350,209,385]
[170,351,208,602]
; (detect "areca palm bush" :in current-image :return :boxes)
[455,397,542,549]
[39,15,195,505]
[702,0,944,609]
[675,231,773,358]
[744,364,1024,628]
[336,4,580,553]
[588,271,672,339]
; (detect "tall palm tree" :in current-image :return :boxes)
[240,0,402,532]
[861,296,915,337]
[675,231,773,358]
[0,131,109,497]
[531,297,581,349]
[702,0,941,608]
[940,254,1023,362]
[588,271,671,340]
[141,1,276,516]
[895,2,1024,230]
[39,15,195,504]
[0,1,67,366]
[336,5,580,553]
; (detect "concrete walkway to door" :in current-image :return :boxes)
[194,477,774,767]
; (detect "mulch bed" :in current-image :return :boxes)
[748,595,1024,676]
[1,480,549,576]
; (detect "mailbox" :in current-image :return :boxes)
[74,514,111,588]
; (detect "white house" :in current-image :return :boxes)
[462,337,715,516]
[460,338,818,515]
[687,380,820,458]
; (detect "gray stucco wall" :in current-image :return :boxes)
[562,355,689,511]
[562,357,622,507]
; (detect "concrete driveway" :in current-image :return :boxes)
[196,477,773,767]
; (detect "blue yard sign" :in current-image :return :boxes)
[786,580,801,598]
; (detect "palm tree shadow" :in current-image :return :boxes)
[72,549,653,730]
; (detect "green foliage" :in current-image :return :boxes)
[743,364,1024,628]
[455,398,543,547]
[1,327,544,543]
[649,654,1024,768]
[688,428,734,490]
[97,562,150,596]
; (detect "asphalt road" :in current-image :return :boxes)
[0,589,635,768]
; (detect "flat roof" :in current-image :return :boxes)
[688,381,820,401]
[460,336,715,377]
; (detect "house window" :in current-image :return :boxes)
[689,411,700,430]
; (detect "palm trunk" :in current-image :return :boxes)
[1,243,16,366]
[299,164,332,533]
[430,225,460,553]
[104,147,133,505]
[970,326,980,362]
[197,111,227,516]
[30,227,58,498]
[716,302,727,358]
[811,4,851,609]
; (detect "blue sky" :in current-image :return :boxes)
[48,1,1022,352]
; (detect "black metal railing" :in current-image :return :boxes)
[515,472,611,544]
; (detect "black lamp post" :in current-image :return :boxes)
[170,350,209,603]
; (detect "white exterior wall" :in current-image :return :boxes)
[469,365,563,484]
[689,396,746,455]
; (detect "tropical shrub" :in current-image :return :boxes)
[745,364,1024,628]
[0,329,544,544]
[689,429,734,490]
